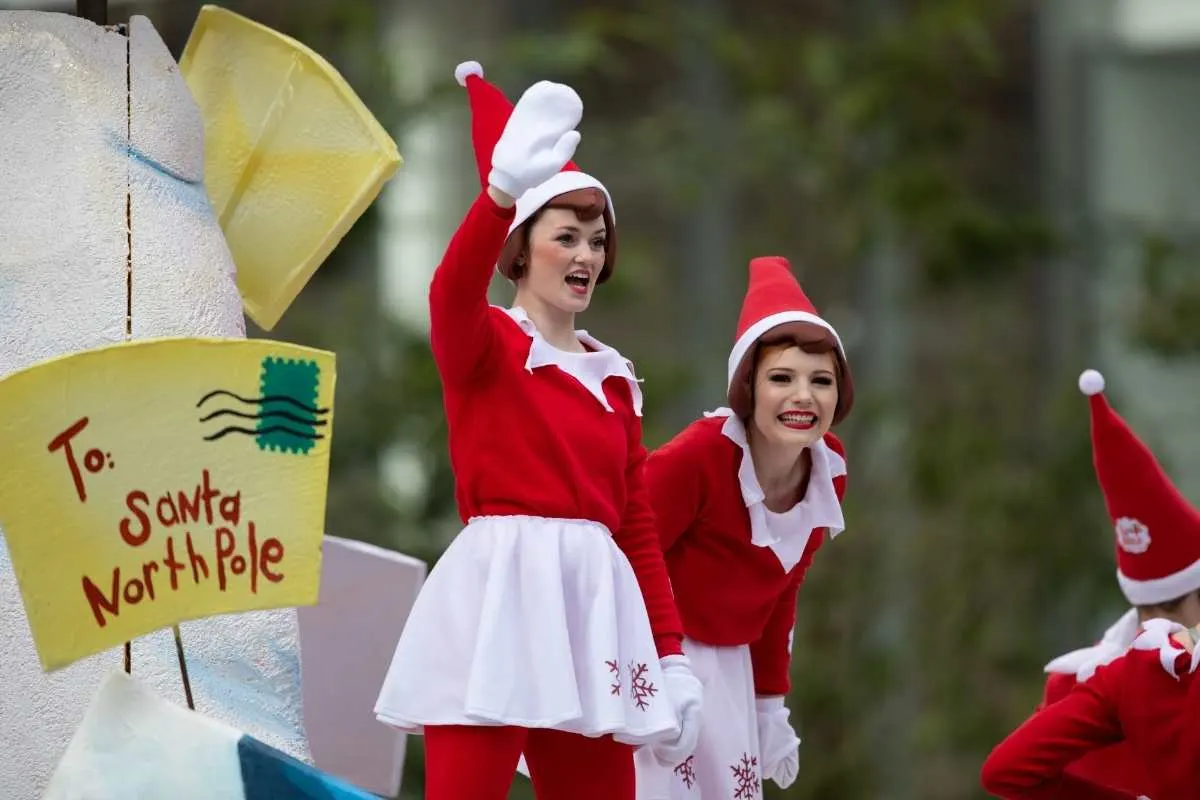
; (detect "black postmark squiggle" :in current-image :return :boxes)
[198,407,328,428]
[196,390,329,446]
[198,357,329,455]
[196,390,329,415]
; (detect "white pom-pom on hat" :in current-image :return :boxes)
[455,61,484,87]
[1079,369,1106,396]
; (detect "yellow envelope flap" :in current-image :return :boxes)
[179,5,402,331]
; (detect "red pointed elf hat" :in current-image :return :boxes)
[1079,368,1200,605]
[726,256,854,424]
[453,61,614,236]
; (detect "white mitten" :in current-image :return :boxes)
[489,80,582,199]
[756,696,800,789]
[649,654,703,766]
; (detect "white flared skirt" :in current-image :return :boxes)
[635,637,761,799]
[374,515,678,744]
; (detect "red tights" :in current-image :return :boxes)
[424,724,634,800]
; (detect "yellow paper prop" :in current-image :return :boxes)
[0,337,335,671]
[179,5,402,331]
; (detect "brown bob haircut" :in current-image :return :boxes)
[497,188,618,283]
[727,321,855,425]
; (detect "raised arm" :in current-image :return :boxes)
[429,79,584,386]
[428,189,516,386]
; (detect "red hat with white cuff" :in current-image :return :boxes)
[453,60,614,237]
[726,256,854,423]
[1079,368,1200,605]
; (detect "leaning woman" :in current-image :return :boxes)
[636,256,852,799]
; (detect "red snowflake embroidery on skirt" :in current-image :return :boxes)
[606,659,621,696]
[730,752,759,798]
[673,755,697,788]
[627,661,657,710]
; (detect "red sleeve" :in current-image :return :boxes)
[1040,672,1077,709]
[826,432,848,504]
[645,424,706,552]
[980,662,1134,800]
[749,433,848,697]
[750,574,802,696]
[428,191,516,387]
[612,410,684,658]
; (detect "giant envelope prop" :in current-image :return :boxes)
[0,337,335,671]
[180,5,402,331]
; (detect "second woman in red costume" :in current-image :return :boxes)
[635,257,853,799]
[373,64,703,800]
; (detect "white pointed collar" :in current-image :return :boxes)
[500,305,643,416]
[1043,607,1141,681]
[703,407,846,545]
[1132,617,1200,679]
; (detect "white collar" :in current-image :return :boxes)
[1043,607,1141,681]
[703,407,846,545]
[1132,617,1200,679]
[501,306,643,416]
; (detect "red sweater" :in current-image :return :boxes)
[429,191,683,657]
[1034,672,1144,797]
[982,649,1200,799]
[646,416,847,695]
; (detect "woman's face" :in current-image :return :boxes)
[750,345,839,449]
[519,208,607,315]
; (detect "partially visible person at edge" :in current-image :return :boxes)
[633,256,852,800]
[981,368,1200,800]
[982,617,1200,799]
[373,62,703,800]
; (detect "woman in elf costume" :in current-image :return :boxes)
[982,616,1196,800]
[635,256,852,799]
[983,368,1200,799]
[373,63,702,800]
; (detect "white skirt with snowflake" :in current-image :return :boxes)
[374,515,679,744]
[635,638,762,799]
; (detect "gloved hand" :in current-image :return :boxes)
[756,696,800,789]
[649,654,703,766]
[488,80,582,200]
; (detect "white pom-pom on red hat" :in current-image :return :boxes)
[455,60,484,87]
[1079,369,1106,396]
